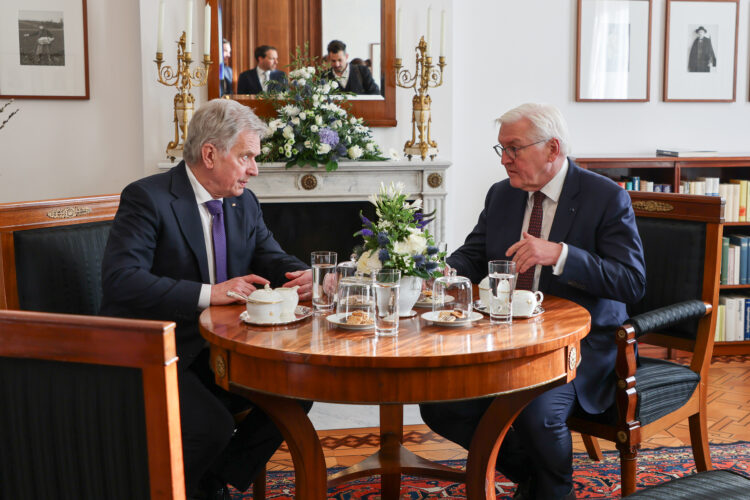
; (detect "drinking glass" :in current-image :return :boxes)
[335,259,358,303]
[432,268,473,319]
[311,251,337,311]
[337,276,375,324]
[488,260,517,324]
[374,269,401,336]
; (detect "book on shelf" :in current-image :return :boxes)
[716,303,725,341]
[656,148,718,157]
[730,180,748,222]
[728,235,749,285]
[721,237,729,285]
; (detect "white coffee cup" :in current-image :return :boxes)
[512,290,544,317]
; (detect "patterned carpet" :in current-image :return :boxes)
[229,441,750,499]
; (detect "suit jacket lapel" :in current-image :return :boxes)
[250,68,261,93]
[223,197,245,279]
[170,163,210,283]
[541,159,581,290]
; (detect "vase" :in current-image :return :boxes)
[398,276,423,315]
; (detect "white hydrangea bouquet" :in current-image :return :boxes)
[257,48,385,171]
[354,182,445,279]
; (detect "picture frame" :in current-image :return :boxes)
[576,0,652,102]
[0,0,89,99]
[664,0,738,102]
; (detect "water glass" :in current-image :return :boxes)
[311,251,337,311]
[488,260,517,324]
[337,276,375,321]
[335,259,358,302]
[374,269,401,336]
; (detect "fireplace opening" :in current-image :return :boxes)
[261,201,378,266]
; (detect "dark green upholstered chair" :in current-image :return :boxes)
[0,309,184,499]
[627,470,750,499]
[568,192,724,497]
[0,195,119,313]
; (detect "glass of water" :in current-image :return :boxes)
[311,251,337,311]
[488,260,517,324]
[374,269,401,336]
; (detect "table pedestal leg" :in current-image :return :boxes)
[465,378,567,500]
[228,383,327,500]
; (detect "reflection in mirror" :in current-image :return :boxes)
[321,0,384,99]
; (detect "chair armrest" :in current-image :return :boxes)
[628,300,707,338]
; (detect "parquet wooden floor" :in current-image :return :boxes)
[267,353,750,471]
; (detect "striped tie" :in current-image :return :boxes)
[516,191,545,291]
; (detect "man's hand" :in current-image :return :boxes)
[506,232,562,274]
[284,269,312,301]
[211,274,270,305]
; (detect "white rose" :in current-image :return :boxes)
[406,232,427,255]
[322,84,331,94]
[299,112,307,120]
[392,240,410,256]
[291,117,300,126]
[332,120,342,129]
[281,105,301,117]
[315,115,323,126]
[310,125,319,132]
[317,143,331,154]
[356,250,382,274]
[365,142,375,152]
[282,126,294,140]
[268,119,283,130]
[350,117,357,124]
[296,78,306,87]
[331,81,339,88]
[304,140,312,148]
[261,145,271,155]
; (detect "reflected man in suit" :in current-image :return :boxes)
[237,45,287,94]
[220,38,233,96]
[324,40,380,95]
[419,103,646,500]
[101,99,312,499]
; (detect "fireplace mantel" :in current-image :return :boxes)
[250,159,451,243]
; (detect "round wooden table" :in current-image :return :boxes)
[199,296,590,499]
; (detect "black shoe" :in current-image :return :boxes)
[193,475,231,500]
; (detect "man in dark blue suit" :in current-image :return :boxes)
[419,103,646,500]
[237,45,287,95]
[323,40,380,95]
[101,99,311,499]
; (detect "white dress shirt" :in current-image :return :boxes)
[256,67,271,91]
[334,64,350,89]
[519,158,569,290]
[186,165,222,309]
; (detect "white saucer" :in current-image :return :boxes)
[239,306,313,326]
[415,295,455,308]
[326,313,375,330]
[400,309,417,318]
[473,301,544,319]
[421,310,483,326]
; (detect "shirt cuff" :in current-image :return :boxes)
[552,242,568,276]
[198,284,212,310]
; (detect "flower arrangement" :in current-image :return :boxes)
[257,48,385,171]
[354,182,445,279]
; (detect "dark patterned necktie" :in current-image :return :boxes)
[205,200,227,284]
[516,191,545,291]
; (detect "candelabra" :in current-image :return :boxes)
[394,36,446,161]
[155,32,212,161]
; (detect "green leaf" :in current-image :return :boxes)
[325,160,338,172]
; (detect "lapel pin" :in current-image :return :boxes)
[231,203,237,207]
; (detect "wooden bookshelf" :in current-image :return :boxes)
[575,155,750,356]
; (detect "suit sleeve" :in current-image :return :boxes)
[237,72,250,94]
[446,191,491,284]
[559,188,646,304]
[101,182,202,322]
[358,66,380,95]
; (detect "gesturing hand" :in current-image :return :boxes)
[211,274,271,305]
[284,269,313,301]
[506,232,562,274]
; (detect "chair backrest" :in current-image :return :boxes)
[0,195,119,314]
[627,192,723,358]
[0,310,184,500]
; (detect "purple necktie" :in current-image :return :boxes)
[205,200,227,284]
[517,191,545,291]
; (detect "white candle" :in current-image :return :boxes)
[440,9,446,57]
[396,8,402,59]
[203,2,211,56]
[185,0,194,52]
[156,0,166,53]
[425,7,432,56]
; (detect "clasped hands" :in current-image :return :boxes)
[506,232,562,273]
[211,269,313,305]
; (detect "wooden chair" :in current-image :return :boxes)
[568,192,723,497]
[0,309,184,499]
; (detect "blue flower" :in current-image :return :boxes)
[318,127,339,147]
[425,261,438,271]
[376,231,389,247]
[361,228,374,237]
[360,214,372,226]
[412,254,426,267]
[378,248,390,263]
[426,245,438,255]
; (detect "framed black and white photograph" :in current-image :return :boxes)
[0,0,89,99]
[664,0,737,102]
[576,0,652,102]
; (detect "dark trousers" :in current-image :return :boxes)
[420,381,578,500]
[179,348,313,495]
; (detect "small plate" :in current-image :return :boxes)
[400,309,417,318]
[239,305,313,326]
[415,295,455,308]
[326,313,375,330]
[421,310,483,326]
[473,301,544,319]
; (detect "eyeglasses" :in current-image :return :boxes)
[493,140,547,160]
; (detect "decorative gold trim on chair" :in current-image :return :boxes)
[46,206,93,219]
[631,200,674,212]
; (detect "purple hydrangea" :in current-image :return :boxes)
[318,127,339,147]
